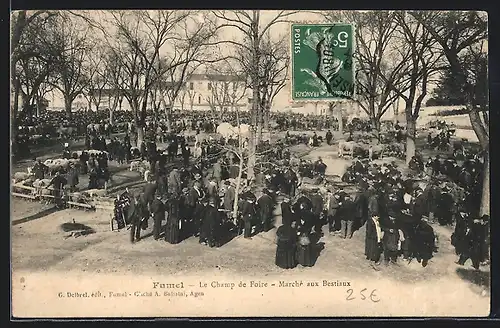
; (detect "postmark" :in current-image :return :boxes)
[290,22,355,102]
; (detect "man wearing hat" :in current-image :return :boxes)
[436,185,454,226]
[187,180,205,237]
[151,193,166,241]
[168,166,182,196]
[200,197,221,247]
[338,192,355,239]
[457,214,489,270]
[257,188,275,233]
[46,171,67,208]
[66,162,79,193]
[223,180,236,219]
[325,187,340,234]
[128,194,144,243]
[239,187,257,238]
[310,188,324,236]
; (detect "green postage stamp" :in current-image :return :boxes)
[291,23,355,101]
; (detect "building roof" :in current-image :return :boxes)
[189,74,246,82]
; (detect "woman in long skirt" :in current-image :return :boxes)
[296,232,314,267]
[165,195,181,244]
[275,217,298,269]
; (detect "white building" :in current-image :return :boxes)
[181,74,251,111]
[45,73,251,113]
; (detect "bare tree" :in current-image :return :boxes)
[46,14,94,117]
[82,46,109,112]
[104,49,125,125]
[257,31,289,140]
[213,10,298,179]
[205,61,248,122]
[375,11,444,163]
[104,10,191,148]
[186,86,197,111]
[325,11,413,134]
[413,11,488,216]
[103,11,220,144]
[10,10,59,156]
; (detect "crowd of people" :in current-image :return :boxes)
[15,107,488,272]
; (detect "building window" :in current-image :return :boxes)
[207,82,212,90]
[198,95,201,104]
[189,82,194,90]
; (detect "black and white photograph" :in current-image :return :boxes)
[10,9,490,317]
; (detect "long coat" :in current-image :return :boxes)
[275,225,298,269]
[365,218,382,261]
[223,186,235,213]
[165,197,181,244]
[150,198,165,221]
[168,169,182,193]
[257,193,274,223]
[281,202,296,226]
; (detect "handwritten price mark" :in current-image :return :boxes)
[346,288,380,303]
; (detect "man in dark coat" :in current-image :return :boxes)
[457,215,488,270]
[66,163,79,192]
[310,188,325,236]
[436,186,454,225]
[326,130,333,145]
[182,144,191,167]
[150,194,165,241]
[353,187,369,230]
[47,171,67,208]
[338,194,355,239]
[142,179,158,208]
[257,188,274,232]
[187,181,205,237]
[128,195,143,243]
[382,216,401,265]
[239,189,257,238]
[168,167,182,196]
[165,192,182,244]
[314,158,327,178]
[32,159,47,180]
[280,195,296,228]
[212,158,223,189]
[293,193,314,234]
[223,180,236,218]
[326,187,340,233]
[201,198,221,247]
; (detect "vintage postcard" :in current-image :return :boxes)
[11,9,490,318]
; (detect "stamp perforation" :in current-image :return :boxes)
[288,20,357,104]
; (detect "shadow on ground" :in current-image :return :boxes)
[12,206,60,226]
[456,267,490,289]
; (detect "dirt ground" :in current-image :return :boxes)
[10,130,490,317]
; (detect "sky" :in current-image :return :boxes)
[43,10,487,114]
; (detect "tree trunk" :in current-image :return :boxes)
[109,108,114,125]
[256,111,263,145]
[393,100,399,124]
[405,118,416,164]
[232,157,244,220]
[11,79,21,158]
[480,150,489,216]
[64,96,73,118]
[136,126,145,149]
[166,106,172,132]
[336,110,344,138]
